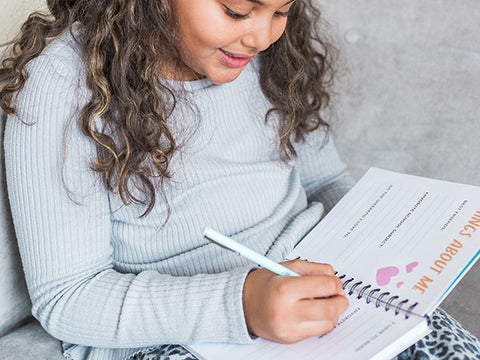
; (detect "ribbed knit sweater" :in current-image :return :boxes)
[4,31,354,360]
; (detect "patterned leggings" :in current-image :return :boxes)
[128,308,480,360]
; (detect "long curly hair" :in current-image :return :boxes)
[0,0,336,217]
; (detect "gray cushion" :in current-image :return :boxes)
[0,319,63,359]
[0,109,32,338]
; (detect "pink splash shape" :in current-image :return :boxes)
[376,266,400,286]
[397,281,404,288]
[406,261,419,273]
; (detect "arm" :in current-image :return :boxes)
[4,52,253,348]
[295,130,355,213]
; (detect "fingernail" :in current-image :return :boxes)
[340,290,346,296]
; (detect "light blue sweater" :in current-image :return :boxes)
[4,31,354,359]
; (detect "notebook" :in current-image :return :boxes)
[188,168,480,360]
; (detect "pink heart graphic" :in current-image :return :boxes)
[406,261,419,273]
[397,281,404,288]
[376,266,400,286]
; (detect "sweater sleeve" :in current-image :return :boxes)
[295,130,355,213]
[4,51,254,348]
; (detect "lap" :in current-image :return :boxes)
[393,308,480,360]
[127,345,198,360]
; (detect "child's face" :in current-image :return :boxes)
[173,0,295,84]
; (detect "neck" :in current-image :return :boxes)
[155,59,205,81]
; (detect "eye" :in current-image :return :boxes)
[224,6,249,20]
[274,10,290,17]
[274,1,295,18]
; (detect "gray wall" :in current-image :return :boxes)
[0,0,46,46]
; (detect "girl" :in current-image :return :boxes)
[1,1,479,359]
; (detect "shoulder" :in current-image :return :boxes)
[16,28,87,120]
[26,27,85,80]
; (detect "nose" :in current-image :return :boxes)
[241,18,274,52]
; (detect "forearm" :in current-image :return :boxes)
[31,266,254,347]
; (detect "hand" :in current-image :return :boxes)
[242,259,348,344]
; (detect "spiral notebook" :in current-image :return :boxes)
[188,168,480,360]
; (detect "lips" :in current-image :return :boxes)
[217,49,253,68]
[221,49,251,59]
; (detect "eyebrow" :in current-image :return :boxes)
[246,0,296,6]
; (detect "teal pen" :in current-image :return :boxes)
[203,227,300,277]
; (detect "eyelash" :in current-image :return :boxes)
[224,7,248,19]
[224,7,290,20]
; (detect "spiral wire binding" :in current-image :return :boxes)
[336,272,421,319]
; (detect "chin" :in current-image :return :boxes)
[206,68,244,85]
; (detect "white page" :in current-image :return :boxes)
[290,168,480,316]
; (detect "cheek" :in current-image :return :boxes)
[272,19,288,43]
[180,9,235,55]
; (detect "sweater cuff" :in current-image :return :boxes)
[225,265,258,344]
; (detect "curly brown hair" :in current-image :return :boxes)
[0,0,335,217]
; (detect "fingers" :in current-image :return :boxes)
[295,295,349,324]
[290,296,349,341]
[276,260,344,299]
[274,296,349,343]
[282,259,335,276]
[285,274,345,299]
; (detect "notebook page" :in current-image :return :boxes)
[289,167,480,316]
[188,296,429,360]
